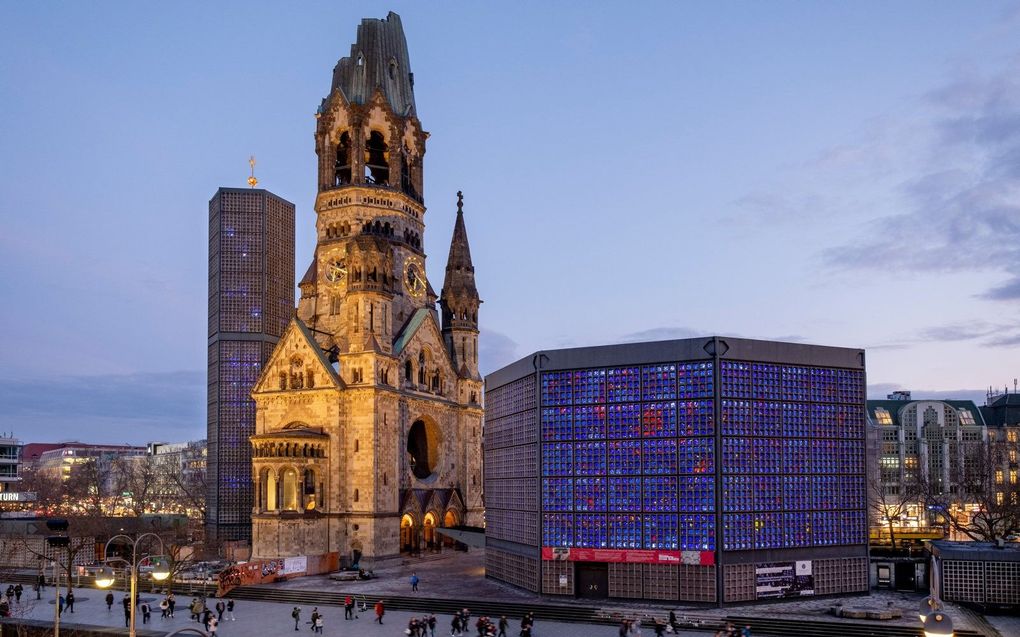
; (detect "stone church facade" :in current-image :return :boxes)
[249,12,483,564]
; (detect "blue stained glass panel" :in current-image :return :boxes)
[543,513,573,547]
[573,369,606,404]
[606,367,641,403]
[608,477,642,511]
[575,514,607,547]
[678,400,714,436]
[678,438,714,474]
[642,364,677,401]
[542,443,572,476]
[679,514,715,551]
[575,477,607,511]
[642,476,678,511]
[573,405,606,440]
[574,441,606,475]
[541,407,572,441]
[608,514,642,548]
[542,478,572,511]
[678,475,714,512]
[678,362,714,398]
[541,371,573,406]
[644,513,679,549]
[608,440,641,475]
[607,403,642,439]
[642,439,678,474]
[641,402,677,437]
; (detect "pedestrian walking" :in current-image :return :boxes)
[451,614,462,636]
[313,613,323,634]
[410,571,419,592]
[168,592,176,618]
[310,607,319,630]
[4,586,13,607]
[57,594,64,616]
[226,599,235,621]
[216,599,226,621]
[202,608,213,632]
[292,606,301,631]
[36,573,45,592]
[160,597,169,619]
[208,615,219,635]
[374,600,384,624]
[429,613,437,637]
[498,616,508,637]
[13,584,22,603]
[33,582,39,601]
[122,595,131,627]
[65,590,74,613]
[105,591,114,611]
[344,595,353,620]
[141,602,151,624]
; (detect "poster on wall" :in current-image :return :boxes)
[755,560,814,599]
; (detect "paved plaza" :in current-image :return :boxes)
[3,582,716,637]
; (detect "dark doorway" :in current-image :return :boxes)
[894,562,916,591]
[575,562,608,599]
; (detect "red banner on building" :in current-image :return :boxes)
[541,547,714,565]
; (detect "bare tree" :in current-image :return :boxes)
[112,455,159,517]
[922,438,1020,542]
[63,458,114,516]
[868,472,926,549]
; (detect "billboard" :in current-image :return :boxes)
[755,560,814,599]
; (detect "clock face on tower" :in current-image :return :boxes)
[405,260,425,297]
[324,259,347,284]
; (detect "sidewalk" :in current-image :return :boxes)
[3,581,716,637]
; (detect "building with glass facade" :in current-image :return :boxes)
[207,187,295,543]
[484,337,868,604]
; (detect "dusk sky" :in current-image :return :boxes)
[2,2,1019,444]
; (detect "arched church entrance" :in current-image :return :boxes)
[400,514,417,554]
[442,510,459,548]
[423,512,437,548]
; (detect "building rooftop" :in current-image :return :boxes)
[928,539,1020,561]
[867,399,986,428]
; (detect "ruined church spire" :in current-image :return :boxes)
[440,192,481,378]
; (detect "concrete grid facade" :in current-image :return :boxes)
[485,337,869,604]
[207,188,295,543]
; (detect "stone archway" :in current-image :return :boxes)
[406,416,442,480]
[423,511,437,547]
[400,514,417,553]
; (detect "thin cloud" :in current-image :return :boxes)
[0,371,204,445]
[821,60,1020,304]
[479,327,519,376]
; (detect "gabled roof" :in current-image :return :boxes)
[253,318,343,394]
[392,307,431,356]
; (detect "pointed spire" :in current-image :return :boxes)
[443,191,476,294]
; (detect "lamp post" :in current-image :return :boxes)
[94,533,171,637]
[920,552,954,637]
[44,518,70,637]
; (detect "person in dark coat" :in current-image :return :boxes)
[65,590,75,613]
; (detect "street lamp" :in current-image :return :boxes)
[44,518,70,637]
[923,612,954,637]
[918,596,941,622]
[94,533,170,637]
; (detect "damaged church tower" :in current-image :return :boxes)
[249,12,483,565]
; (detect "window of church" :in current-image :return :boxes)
[354,439,359,453]
[354,488,360,502]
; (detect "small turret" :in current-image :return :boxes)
[439,192,481,379]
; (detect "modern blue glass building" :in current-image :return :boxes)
[484,337,869,604]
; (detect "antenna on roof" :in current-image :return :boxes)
[248,155,258,188]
